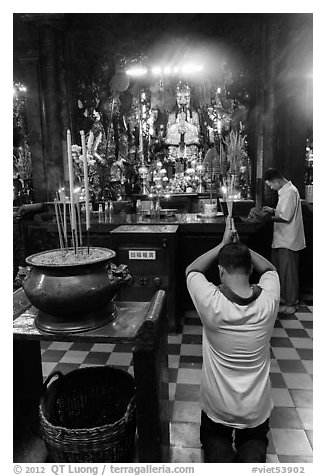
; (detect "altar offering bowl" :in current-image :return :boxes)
[220,199,255,218]
[23,248,131,333]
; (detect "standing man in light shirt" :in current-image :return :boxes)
[186,217,280,463]
[263,168,306,315]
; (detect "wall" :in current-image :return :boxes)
[262,14,313,204]
[13,14,71,202]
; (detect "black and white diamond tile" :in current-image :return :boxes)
[40,303,313,463]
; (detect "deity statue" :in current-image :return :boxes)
[165,83,200,162]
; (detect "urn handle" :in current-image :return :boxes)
[21,266,32,287]
[107,262,132,285]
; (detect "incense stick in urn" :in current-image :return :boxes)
[67,129,78,253]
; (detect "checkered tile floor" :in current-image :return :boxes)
[40,304,313,463]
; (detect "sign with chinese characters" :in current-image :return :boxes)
[129,250,156,260]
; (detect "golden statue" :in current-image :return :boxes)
[165,83,200,161]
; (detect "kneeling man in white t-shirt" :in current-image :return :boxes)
[186,217,280,463]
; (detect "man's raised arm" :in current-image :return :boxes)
[185,217,235,277]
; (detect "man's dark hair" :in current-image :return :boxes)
[264,168,284,181]
[217,242,252,275]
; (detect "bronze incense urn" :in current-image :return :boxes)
[23,247,131,334]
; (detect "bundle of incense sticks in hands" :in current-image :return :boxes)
[226,198,234,220]
[225,172,235,217]
[231,218,239,243]
[224,215,238,244]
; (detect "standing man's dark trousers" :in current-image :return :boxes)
[200,411,270,463]
[271,248,299,306]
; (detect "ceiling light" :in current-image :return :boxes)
[151,66,162,75]
[126,67,148,76]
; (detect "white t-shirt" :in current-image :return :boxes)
[186,270,280,428]
[272,181,306,251]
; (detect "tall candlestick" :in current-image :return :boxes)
[219,137,222,167]
[80,130,90,230]
[67,130,77,253]
[139,118,143,158]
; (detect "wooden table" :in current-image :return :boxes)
[13,288,169,463]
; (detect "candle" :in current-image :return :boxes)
[219,138,222,167]
[58,187,65,202]
[67,129,77,234]
[184,144,187,160]
[80,130,90,230]
[139,118,143,156]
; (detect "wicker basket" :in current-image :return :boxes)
[39,366,136,462]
